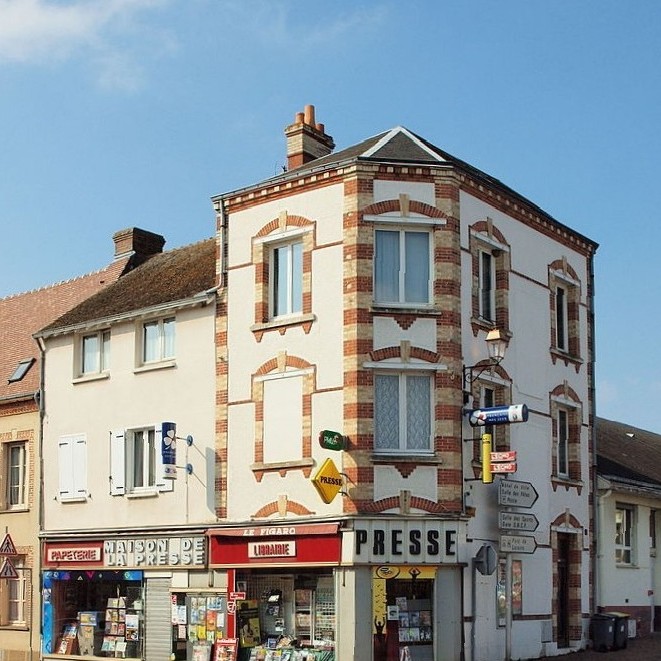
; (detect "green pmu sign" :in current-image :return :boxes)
[318,430,345,451]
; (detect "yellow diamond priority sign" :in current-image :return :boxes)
[311,457,343,504]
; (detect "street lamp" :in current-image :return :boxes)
[463,328,508,391]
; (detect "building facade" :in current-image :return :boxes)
[209,106,598,660]
[0,228,145,661]
[596,416,661,637]
[36,233,220,661]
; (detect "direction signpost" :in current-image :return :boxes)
[499,534,537,554]
[498,479,538,508]
[498,511,539,532]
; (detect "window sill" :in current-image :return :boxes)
[615,562,637,569]
[551,476,584,494]
[251,314,316,340]
[251,458,315,481]
[126,489,159,499]
[1,505,29,513]
[72,372,110,385]
[59,497,88,504]
[0,624,29,631]
[371,304,438,316]
[550,348,583,367]
[372,453,441,464]
[133,359,176,374]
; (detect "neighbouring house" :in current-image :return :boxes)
[0,226,160,661]
[35,233,218,661]
[207,106,598,661]
[596,416,661,637]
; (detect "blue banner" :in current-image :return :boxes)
[161,421,177,479]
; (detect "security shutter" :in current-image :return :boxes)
[144,577,171,661]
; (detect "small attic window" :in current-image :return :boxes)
[8,358,35,383]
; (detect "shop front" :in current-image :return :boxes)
[208,522,341,661]
[348,518,466,661]
[41,532,210,661]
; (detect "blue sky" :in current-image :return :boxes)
[1,0,659,432]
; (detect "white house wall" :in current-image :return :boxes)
[42,304,217,532]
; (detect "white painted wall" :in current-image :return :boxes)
[42,303,217,532]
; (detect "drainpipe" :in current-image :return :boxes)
[36,334,47,660]
[589,251,600,616]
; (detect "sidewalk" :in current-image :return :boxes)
[537,632,661,659]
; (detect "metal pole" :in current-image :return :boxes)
[505,553,512,661]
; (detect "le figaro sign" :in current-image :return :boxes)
[352,520,461,565]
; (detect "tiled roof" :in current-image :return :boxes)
[40,238,216,334]
[596,417,661,487]
[0,259,129,401]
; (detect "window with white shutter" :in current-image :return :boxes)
[58,434,88,501]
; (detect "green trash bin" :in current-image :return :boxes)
[606,612,629,649]
[591,613,615,652]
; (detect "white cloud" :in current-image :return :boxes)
[0,0,172,88]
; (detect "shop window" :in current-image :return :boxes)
[140,317,175,365]
[58,434,88,502]
[616,505,634,565]
[374,228,431,306]
[372,567,435,660]
[42,570,143,657]
[374,372,433,454]
[5,441,27,509]
[110,426,174,496]
[235,570,335,656]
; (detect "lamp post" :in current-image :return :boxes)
[463,328,508,393]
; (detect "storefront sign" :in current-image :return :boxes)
[248,541,297,559]
[352,520,462,564]
[104,536,206,567]
[209,524,341,567]
[46,545,103,564]
[311,457,343,504]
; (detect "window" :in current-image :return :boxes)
[8,358,35,383]
[110,426,173,495]
[142,317,175,363]
[81,330,110,375]
[469,224,510,332]
[615,505,634,564]
[2,557,27,626]
[557,408,569,477]
[374,372,432,453]
[549,261,581,360]
[58,434,87,501]
[6,442,26,508]
[271,241,303,317]
[555,285,568,352]
[479,250,495,322]
[374,229,430,305]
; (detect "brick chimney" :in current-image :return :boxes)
[284,105,335,170]
[113,227,166,261]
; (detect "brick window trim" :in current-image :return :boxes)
[549,260,582,364]
[550,384,583,486]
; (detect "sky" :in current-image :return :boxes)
[1,0,660,433]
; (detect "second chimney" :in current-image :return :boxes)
[284,105,335,170]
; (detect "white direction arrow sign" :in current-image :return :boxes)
[498,479,539,509]
[499,511,539,532]
[499,534,537,554]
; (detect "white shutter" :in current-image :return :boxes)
[58,436,74,500]
[72,435,88,498]
[110,430,126,495]
[154,425,174,492]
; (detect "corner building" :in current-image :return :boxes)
[211,107,597,660]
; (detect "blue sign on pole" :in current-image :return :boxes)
[468,404,528,428]
[161,422,177,479]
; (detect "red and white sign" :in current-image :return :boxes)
[490,451,517,463]
[229,591,246,601]
[491,462,517,474]
[214,523,338,537]
[0,533,17,556]
[248,541,296,559]
[44,542,104,567]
